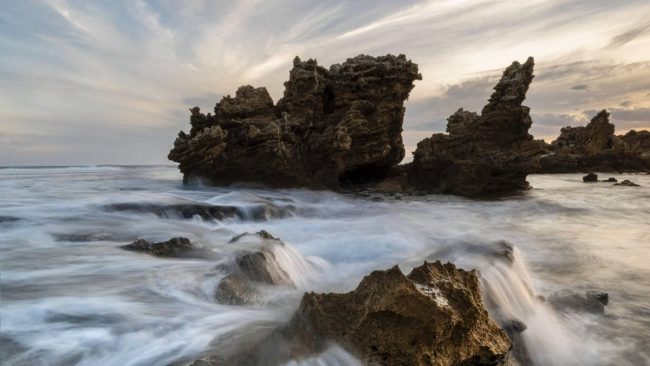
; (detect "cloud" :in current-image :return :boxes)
[607,23,650,48]
[571,84,589,91]
[1,0,650,165]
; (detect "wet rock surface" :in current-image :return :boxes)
[548,290,609,314]
[221,261,511,365]
[103,202,293,221]
[0,215,21,223]
[539,110,650,173]
[410,58,542,196]
[582,173,598,182]
[121,237,194,257]
[614,179,640,187]
[169,54,421,189]
[216,231,295,305]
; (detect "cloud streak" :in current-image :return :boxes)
[1,0,649,165]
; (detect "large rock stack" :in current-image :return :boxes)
[168,55,421,189]
[409,58,542,196]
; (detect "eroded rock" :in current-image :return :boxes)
[169,55,421,189]
[121,237,194,257]
[582,173,598,182]
[540,110,650,173]
[226,261,511,365]
[410,58,542,196]
[216,232,296,305]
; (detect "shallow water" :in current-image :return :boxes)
[1,166,648,366]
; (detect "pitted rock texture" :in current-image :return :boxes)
[410,57,542,196]
[539,110,650,173]
[169,55,421,189]
[224,261,511,366]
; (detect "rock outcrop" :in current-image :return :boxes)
[221,261,511,365]
[582,173,598,182]
[169,55,421,189]
[614,179,640,187]
[539,110,650,173]
[215,231,309,305]
[548,290,609,314]
[104,201,293,221]
[121,237,194,257]
[409,57,542,196]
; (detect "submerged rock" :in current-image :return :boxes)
[582,173,598,182]
[225,261,511,365]
[169,54,421,189]
[228,230,279,243]
[0,215,21,223]
[603,177,617,182]
[121,237,194,257]
[539,110,650,173]
[103,202,292,221]
[410,58,542,196]
[548,290,609,314]
[216,232,296,305]
[614,179,640,187]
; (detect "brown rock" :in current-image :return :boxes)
[169,55,421,189]
[227,261,511,365]
[582,173,598,182]
[121,237,193,257]
[216,232,294,305]
[614,179,640,187]
[540,110,650,173]
[410,58,542,196]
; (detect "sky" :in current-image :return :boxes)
[1,0,649,165]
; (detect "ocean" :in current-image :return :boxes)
[1,166,648,366]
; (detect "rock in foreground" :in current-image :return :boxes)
[169,54,421,189]
[220,261,511,365]
[410,57,542,196]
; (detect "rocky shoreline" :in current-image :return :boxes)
[169,54,649,197]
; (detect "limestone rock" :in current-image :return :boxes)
[229,261,511,365]
[169,55,421,189]
[540,110,650,173]
[410,58,542,196]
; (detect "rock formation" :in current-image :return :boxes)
[409,57,543,196]
[582,173,598,182]
[121,237,194,257]
[539,110,650,173]
[104,201,293,221]
[169,55,421,189]
[548,290,609,314]
[216,231,301,305]
[218,261,512,365]
[614,179,640,187]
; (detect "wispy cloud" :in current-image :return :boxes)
[1,0,649,164]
